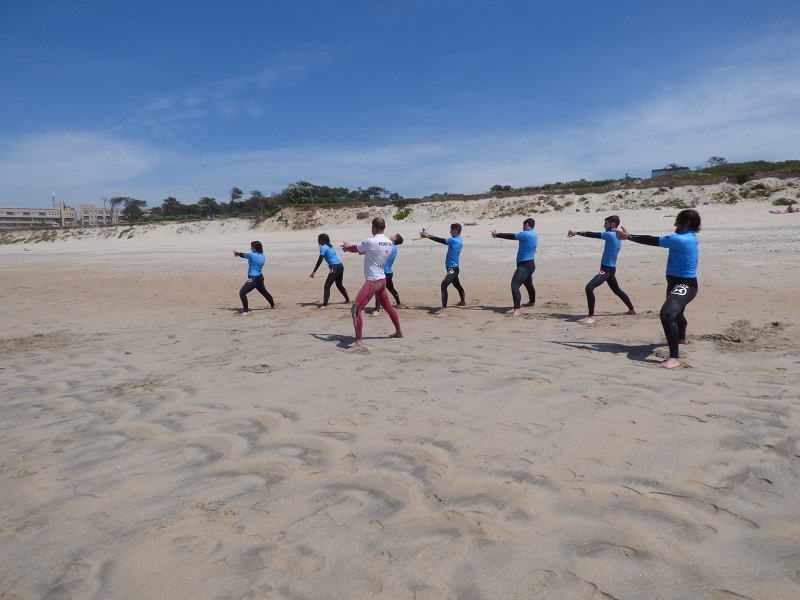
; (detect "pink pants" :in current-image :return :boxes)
[352,279,401,341]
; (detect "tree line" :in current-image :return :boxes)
[107,181,403,223]
[105,157,799,223]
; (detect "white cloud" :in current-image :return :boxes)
[135,49,329,134]
[2,38,799,208]
[0,130,164,205]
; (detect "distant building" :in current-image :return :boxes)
[651,166,690,178]
[79,204,123,226]
[0,205,77,229]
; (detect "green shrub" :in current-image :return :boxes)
[393,207,412,220]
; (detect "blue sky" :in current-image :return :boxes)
[2,1,799,209]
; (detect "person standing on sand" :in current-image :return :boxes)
[568,215,636,324]
[340,217,403,352]
[421,223,465,317]
[372,233,405,316]
[310,233,350,308]
[491,217,537,316]
[616,209,700,369]
[233,240,275,315]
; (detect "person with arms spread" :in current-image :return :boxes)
[568,215,636,324]
[233,240,275,315]
[491,217,537,316]
[421,223,466,317]
[616,209,700,369]
[340,218,403,352]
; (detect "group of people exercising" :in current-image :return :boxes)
[233,209,701,368]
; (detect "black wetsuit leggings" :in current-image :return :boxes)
[239,275,274,311]
[323,263,349,306]
[585,265,634,316]
[661,275,698,358]
[511,259,536,309]
[374,272,400,309]
[441,267,465,308]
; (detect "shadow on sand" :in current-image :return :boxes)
[551,340,664,364]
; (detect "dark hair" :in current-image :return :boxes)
[372,217,386,231]
[251,240,263,253]
[676,209,702,232]
[523,217,535,229]
[393,233,404,245]
[450,223,462,234]
[606,215,620,228]
[317,233,332,247]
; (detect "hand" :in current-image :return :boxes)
[491,230,498,238]
[567,230,576,237]
[616,226,630,240]
[233,250,239,257]
[421,230,431,239]
[309,272,315,278]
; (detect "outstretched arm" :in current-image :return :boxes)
[491,230,515,240]
[616,226,659,245]
[340,242,360,253]
[568,230,601,239]
[421,231,447,245]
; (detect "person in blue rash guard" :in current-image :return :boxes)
[233,240,275,315]
[568,215,636,324]
[310,233,350,308]
[421,223,466,317]
[617,209,701,369]
[372,233,404,316]
[491,217,537,316]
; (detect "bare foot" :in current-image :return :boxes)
[319,305,328,309]
[370,311,381,317]
[510,308,521,316]
[269,305,276,309]
[390,331,404,338]
[239,310,252,316]
[580,316,596,324]
[456,299,466,306]
[624,309,636,315]
[658,358,682,369]
[434,309,448,318]
[679,338,690,345]
[344,342,365,353]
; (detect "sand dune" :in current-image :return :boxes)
[1,192,799,599]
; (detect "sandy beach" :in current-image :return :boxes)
[1,188,799,599]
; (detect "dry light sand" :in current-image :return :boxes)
[1,190,799,599]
